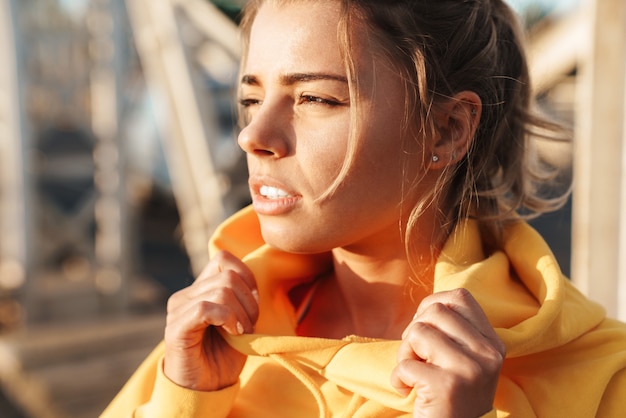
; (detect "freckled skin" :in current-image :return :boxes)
[238,1,430,255]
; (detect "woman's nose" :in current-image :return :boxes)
[237,104,291,158]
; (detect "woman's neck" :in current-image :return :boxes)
[333,246,433,339]
[295,203,448,340]
[296,235,437,340]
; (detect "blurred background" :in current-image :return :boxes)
[0,0,624,416]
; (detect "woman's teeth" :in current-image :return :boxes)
[260,185,292,199]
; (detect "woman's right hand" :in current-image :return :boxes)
[163,250,259,391]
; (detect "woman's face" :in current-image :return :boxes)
[238,0,429,254]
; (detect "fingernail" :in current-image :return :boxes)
[236,321,244,335]
[252,289,260,303]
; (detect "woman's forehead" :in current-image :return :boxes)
[243,1,379,81]
[245,3,344,72]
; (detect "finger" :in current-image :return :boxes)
[167,288,252,337]
[198,251,258,296]
[411,288,505,357]
[390,357,439,397]
[394,324,489,400]
[391,357,481,414]
[404,302,504,362]
[398,320,480,372]
[393,329,501,416]
[177,269,260,328]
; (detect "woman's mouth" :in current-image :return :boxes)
[259,185,294,199]
[251,182,301,215]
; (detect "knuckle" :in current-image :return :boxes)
[418,301,458,325]
[496,338,507,358]
[212,249,231,264]
[194,299,229,324]
[199,250,236,278]
[193,300,213,317]
[428,302,449,316]
[397,357,414,370]
[205,287,233,306]
[201,268,238,290]
[410,320,430,334]
[482,344,505,372]
[166,290,184,312]
[406,321,433,340]
[475,333,506,362]
[487,341,505,360]
[451,287,473,302]
[214,250,243,271]
[220,268,240,285]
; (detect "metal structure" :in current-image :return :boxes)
[0,0,624,416]
[0,0,244,324]
[0,0,242,415]
[0,0,623,326]
[571,0,626,321]
[0,0,31,330]
[5,0,113,323]
[126,0,238,275]
[521,0,626,321]
[0,0,623,322]
[90,0,132,311]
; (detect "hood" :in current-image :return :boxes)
[209,206,607,414]
[434,218,605,357]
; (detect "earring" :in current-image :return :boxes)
[432,155,439,162]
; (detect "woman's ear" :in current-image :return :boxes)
[429,91,481,169]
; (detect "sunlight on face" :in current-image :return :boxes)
[238,1,428,255]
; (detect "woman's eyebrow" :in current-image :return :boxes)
[240,73,348,86]
[280,72,349,85]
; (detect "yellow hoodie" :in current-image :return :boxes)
[101,206,626,417]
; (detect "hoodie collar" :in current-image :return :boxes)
[211,207,606,357]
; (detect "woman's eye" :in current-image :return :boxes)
[299,95,340,106]
[238,98,261,107]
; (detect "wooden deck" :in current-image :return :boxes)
[0,313,165,418]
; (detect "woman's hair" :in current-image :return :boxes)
[238,0,570,264]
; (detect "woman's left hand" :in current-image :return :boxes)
[391,288,506,418]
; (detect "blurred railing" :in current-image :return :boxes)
[0,0,624,417]
[529,0,626,321]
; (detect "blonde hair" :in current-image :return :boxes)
[238,0,570,258]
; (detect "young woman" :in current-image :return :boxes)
[102,0,626,416]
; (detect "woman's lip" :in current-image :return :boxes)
[252,193,301,216]
[249,177,302,216]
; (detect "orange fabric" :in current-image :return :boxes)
[101,207,626,417]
